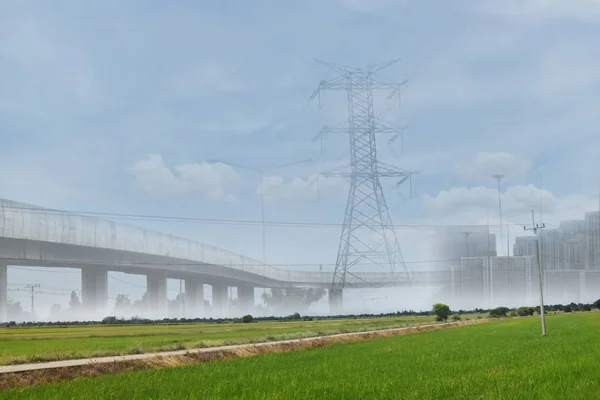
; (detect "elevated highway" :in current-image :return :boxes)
[0,199,448,319]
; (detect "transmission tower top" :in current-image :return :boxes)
[309,59,416,313]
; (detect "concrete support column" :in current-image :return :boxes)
[147,272,168,319]
[0,264,7,321]
[185,278,204,318]
[329,288,343,315]
[81,268,108,317]
[211,283,228,317]
[237,285,255,316]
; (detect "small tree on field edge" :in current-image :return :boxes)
[433,303,451,321]
[594,299,600,309]
[242,314,253,323]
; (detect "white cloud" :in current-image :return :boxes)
[422,184,598,226]
[128,154,239,200]
[454,152,532,182]
[260,175,347,203]
[423,185,553,219]
[478,0,600,20]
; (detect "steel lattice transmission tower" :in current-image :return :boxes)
[310,59,416,312]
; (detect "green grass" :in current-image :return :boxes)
[0,315,444,365]
[5,313,600,399]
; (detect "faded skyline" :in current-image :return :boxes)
[2,0,600,317]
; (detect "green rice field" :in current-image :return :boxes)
[0,315,441,365]
[5,312,600,399]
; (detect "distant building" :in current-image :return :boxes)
[451,255,533,308]
[488,256,533,306]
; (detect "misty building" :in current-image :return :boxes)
[459,257,489,305]
[489,256,533,306]
[513,236,536,258]
[452,256,533,308]
[584,211,600,270]
[514,218,589,271]
[433,229,497,261]
[544,269,600,304]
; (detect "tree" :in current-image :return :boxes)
[115,294,132,308]
[242,314,253,323]
[133,292,149,314]
[432,303,451,321]
[593,299,600,309]
[69,291,81,309]
[563,305,572,313]
[517,307,535,317]
[49,304,62,320]
[262,288,325,314]
[7,298,25,320]
[489,307,509,318]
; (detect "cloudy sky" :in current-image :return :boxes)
[2,0,600,315]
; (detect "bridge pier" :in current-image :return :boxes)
[147,272,168,318]
[0,264,6,321]
[329,288,343,315]
[237,285,254,316]
[81,267,108,317]
[211,283,228,317]
[185,278,204,318]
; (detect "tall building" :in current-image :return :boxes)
[452,255,533,309]
[584,211,600,270]
[488,256,533,306]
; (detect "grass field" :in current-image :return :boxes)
[0,315,446,365]
[4,312,600,399]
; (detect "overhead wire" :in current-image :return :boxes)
[0,203,536,230]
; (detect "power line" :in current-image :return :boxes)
[0,203,534,230]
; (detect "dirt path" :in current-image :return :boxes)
[0,320,486,375]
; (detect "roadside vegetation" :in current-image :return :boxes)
[5,312,600,399]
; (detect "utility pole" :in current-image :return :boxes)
[462,231,471,257]
[310,59,416,312]
[492,174,506,256]
[524,210,547,336]
[24,284,40,318]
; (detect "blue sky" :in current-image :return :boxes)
[2,0,600,314]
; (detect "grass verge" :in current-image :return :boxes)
[0,320,486,391]
[2,315,482,365]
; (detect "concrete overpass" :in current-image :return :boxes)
[0,199,448,319]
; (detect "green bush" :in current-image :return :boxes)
[563,305,572,313]
[242,314,253,323]
[517,307,535,316]
[432,303,451,322]
[451,315,461,322]
[489,307,509,318]
[508,311,517,317]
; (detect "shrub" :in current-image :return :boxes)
[583,305,592,312]
[241,314,253,323]
[489,307,509,318]
[563,305,572,313]
[517,307,535,317]
[432,303,451,322]
[508,311,517,317]
[451,315,461,322]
